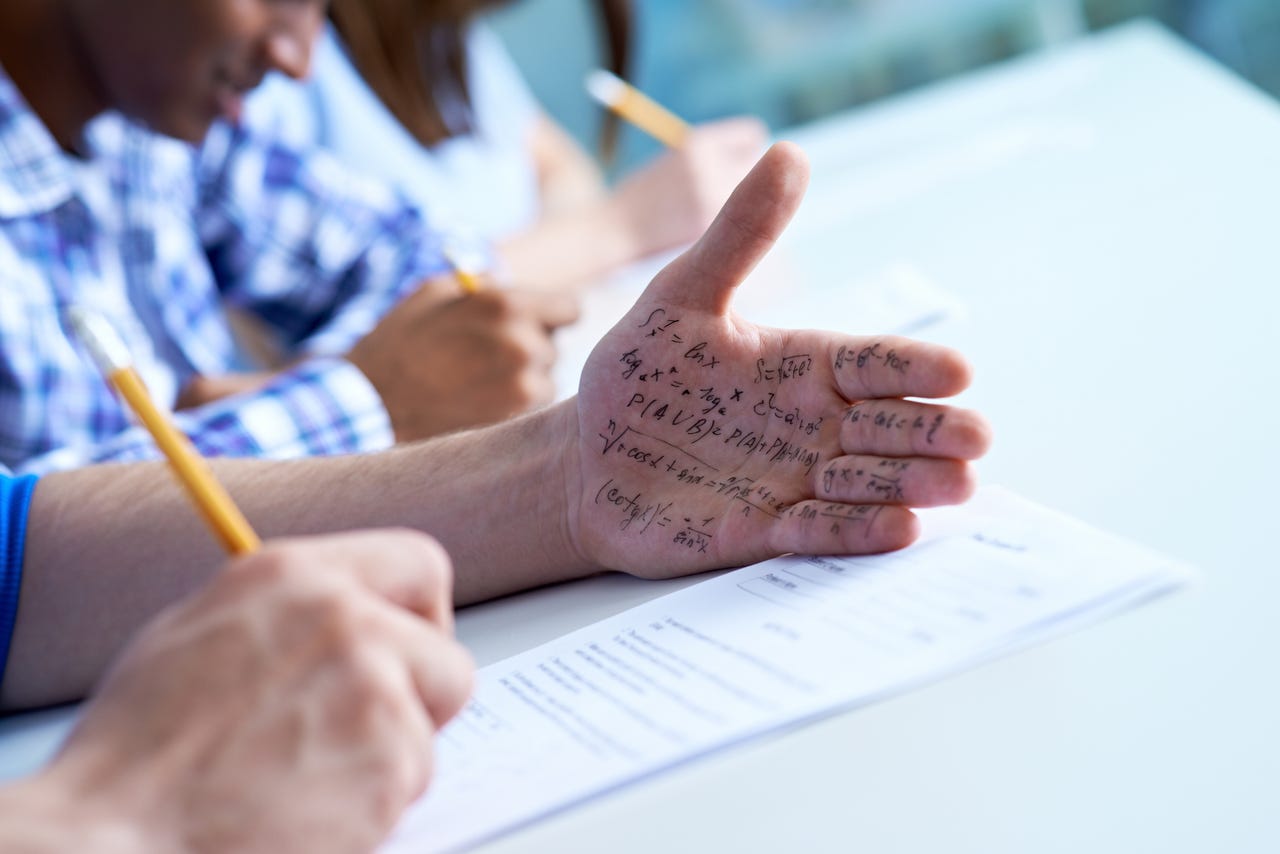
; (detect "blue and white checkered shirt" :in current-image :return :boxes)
[0,62,449,474]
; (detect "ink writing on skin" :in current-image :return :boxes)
[843,405,945,445]
[834,342,910,373]
[592,306,931,551]
[821,459,910,501]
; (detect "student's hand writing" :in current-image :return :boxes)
[348,282,580,441]
[610,117,769,259]
[34,531,472,854]
[569,143,991,578]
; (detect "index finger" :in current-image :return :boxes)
[820,335,974,400]
[266,530,456,633]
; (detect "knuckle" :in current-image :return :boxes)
[528,374,556,407]
[390,745,432,803]
[407,529,450,571]
[509,372,551,410]
[553,293,582,324]
[475,289,514,319]
[852,410,879,449]
[418,636,476,725]
[380,527,445,558]
[511,369,538,397]
[334,653,403,730]
[230,544,311,589]
[366,760,416,828]
[342,676,432,803]
[398,530,454,593]
[305,593,367,653]
[444,644,477,716]
[502,339,535,371]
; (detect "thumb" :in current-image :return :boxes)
[650,141,810,315]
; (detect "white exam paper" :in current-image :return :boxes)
[382,486,1192,853]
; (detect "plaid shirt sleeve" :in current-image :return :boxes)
[194,121,451,357]
[13,357,393,475]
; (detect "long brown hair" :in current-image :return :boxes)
[593,0,630,164]
[330,0,631,158]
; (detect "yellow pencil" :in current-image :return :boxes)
[66,308,262,556]
[442,245,484,294]
[585,68,690,149]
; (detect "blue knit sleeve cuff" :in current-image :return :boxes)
[0,474,38,692]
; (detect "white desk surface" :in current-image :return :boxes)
[4,19,1279,853]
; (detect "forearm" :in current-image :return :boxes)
[497,198,640,291]
[501,115,644,290]
[530,113,608,216]
[239,401,592,604]
[5,461,230,710]
[3,403,588,709]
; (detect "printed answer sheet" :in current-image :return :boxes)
[382,486,1193,853]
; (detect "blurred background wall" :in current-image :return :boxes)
[486,0,1280,172]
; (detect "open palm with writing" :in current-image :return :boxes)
[570,143,992,579]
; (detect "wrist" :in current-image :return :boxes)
[404,400,596,604]
[598,191,648,264]
[0,765,162,853]
[525,401,594,576]
[476,399,595,590]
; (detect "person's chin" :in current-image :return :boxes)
[146,108,220,145]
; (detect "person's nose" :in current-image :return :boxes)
[262,4,326,80]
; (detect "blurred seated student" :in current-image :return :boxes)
[0,531,473,854]
[247,0,770,292]
[0,0,576,477]
[0,142,991,850]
